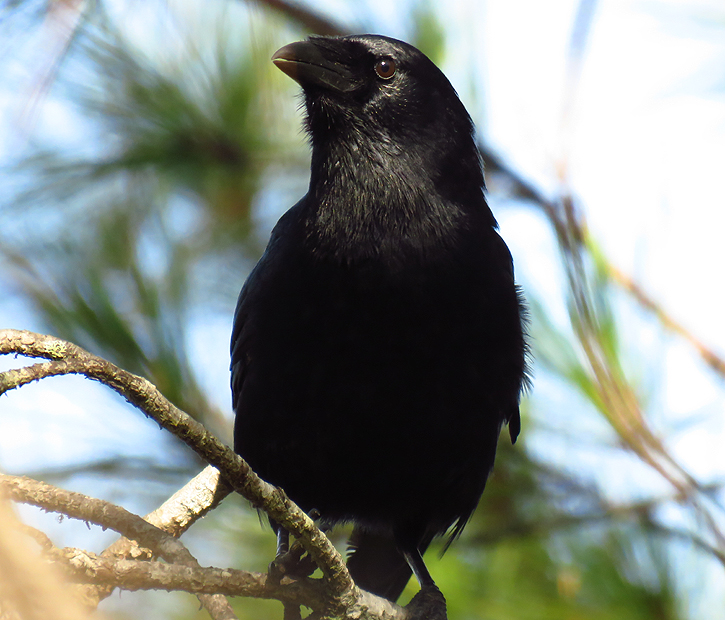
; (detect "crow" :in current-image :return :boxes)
[231,34,528,603]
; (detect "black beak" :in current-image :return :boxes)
[272,40,357,93]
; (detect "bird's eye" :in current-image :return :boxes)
[374,58,396,80]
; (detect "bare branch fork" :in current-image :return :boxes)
[0,329,403,620]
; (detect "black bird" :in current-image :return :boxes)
[231,34,527,602]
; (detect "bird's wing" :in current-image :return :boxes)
[489,228,526,444]
[230,199,306,411]
[230,284,251,412]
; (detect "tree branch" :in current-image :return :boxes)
[0,330,408,619]
[0,330,350,591]
[1,472,406,618]
[52,548,325,605]
[0,474,209,567]
[93,466,232,563]
[247,0,348,35]
[1,467,231,615]
[85,466,235,618]
[57,549,403,620]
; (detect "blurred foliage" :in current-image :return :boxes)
[2,3,293,436]
[1,0,724,619]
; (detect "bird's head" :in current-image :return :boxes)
[272,34,485,201]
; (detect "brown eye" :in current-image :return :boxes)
[374,58,396,79]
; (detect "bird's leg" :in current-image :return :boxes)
[403,547,448,620]
[402,547,436,590]
[268,525,290,584]
[284,512,324,577]
[282,604,302,620]
[276,526,290,557]
[279,534,303,620]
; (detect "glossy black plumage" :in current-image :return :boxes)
[231,34,527,602]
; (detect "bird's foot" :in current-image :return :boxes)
[268,509,325,584]
[405,585,448,620]
[268,542,318,584]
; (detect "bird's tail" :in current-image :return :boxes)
[346,526,433,602]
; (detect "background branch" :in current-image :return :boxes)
[249,0,347,35]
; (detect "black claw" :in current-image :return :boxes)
[406,585,447,620]
[268,536,318,583]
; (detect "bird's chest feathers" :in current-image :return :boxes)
[307,142,463,265]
